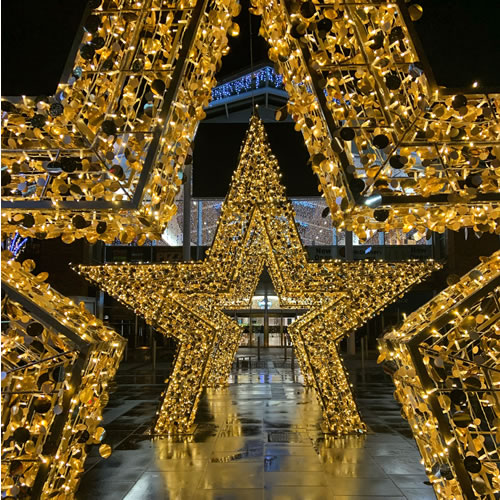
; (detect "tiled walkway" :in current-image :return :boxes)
[78,348,435,500]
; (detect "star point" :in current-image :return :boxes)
[79,115,440,434]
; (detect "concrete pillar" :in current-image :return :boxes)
[249,306,253,347]
[96,291,104,320]
[280,314,284,347]
[182,164,192,262]
[345,230,354,261]
[264,288,269,347]
[134,315,139,348]
[347,331,356,355]
[345,231,355,355]
[196,199,203,260]
[432,231,440,260]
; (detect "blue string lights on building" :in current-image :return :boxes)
[211,66,284,102]
[293,201,317,209]
[6,232,28,258]
[210,66,344,106]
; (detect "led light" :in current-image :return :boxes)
[78,116,439,436]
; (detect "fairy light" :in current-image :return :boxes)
[379,251,500,500]
[254,0,500,239]
[77,115,439,435]
[211,66,284,101]
[1,0,239,244]
[3,1,498,246]
[1,254,126,498]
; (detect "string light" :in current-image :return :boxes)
[3,1,498,246]
[77,115,439,435]
[1,0,239,244]
[211,66,284,101]
[379,251,500,500]
[6,232,28,258]
[1,254,126,498]
[254,0,500,239]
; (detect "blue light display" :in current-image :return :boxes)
[211,66,284,101]
[294,201,317,209]
[8,232,28,258]
[211,66,344,106]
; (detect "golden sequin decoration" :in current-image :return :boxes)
[1,254,126,499]
[379,251,500,500]
[1,0,239,244]
[78,115,439,434]
[254,0,500,238]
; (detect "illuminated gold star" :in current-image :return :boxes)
[255,0,500,237]
[78,115,439,434]
[379,251,499,500]
[1,255,125,498]
[1,0,238,243]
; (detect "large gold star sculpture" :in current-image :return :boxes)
[4,1,499,246]
[78,114,440,435]
[1,256,125,498]
[1,0,238,244]
[254,0,500,237]
[379,251,499,500]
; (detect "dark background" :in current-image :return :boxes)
[3,0,498,95]
[2,0,499,197]
[193,122,316,197]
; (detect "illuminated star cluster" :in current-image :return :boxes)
[78,115,439,434]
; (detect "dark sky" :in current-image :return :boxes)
[414,0,500,90]
[2,0,498,94]
[2,0,88,96]
[193,122,316,197]
[2,0,498,196]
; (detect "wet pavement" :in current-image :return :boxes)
[77,347,435,500]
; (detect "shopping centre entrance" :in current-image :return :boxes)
[227,269,306,347]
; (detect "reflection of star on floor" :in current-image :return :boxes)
[78,114,440,434]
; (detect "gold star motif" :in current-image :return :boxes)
[1,255,125,497]
[380,251,500,499]
[78,115,439,434]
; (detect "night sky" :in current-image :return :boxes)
[2,0,498,195]
[3,0,498,95]
[193,122,317,197]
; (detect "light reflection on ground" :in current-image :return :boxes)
[78,348,435,500]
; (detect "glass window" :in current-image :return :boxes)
[158,195,432,249]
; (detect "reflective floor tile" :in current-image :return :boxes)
[400,488,437,500]
[264,472,327,487]
[264,486,330,500]
[376,456,428,475]
[263,455,323,472]
[323,461,386,478]
[213,437,254,452]
[122,472,200,499]
[318,448,377,464]
[77,481,136,500]
[325,477,404,496]
[199,463,264,489]
[388,474,432,489]
[149,458,208,472]
[264,445,318,456]
[77,350,435,500]
[155,442,215,460]
[191,488,264,500]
